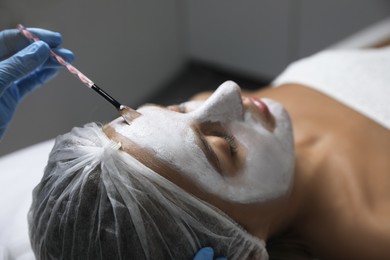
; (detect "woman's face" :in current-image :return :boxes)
[108,81,295,203]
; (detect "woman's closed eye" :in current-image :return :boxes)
[166,104,243,175]
[165,105,236,156]
[199,122,243,176]
[207,131,238,157]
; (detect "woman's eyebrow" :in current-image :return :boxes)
[138,103,164,109]
[192,127,222,173]
[139,103,182,112]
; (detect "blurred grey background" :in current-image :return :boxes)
[0,0,389,156]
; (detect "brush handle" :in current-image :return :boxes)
[91,84,121,110]
[17,24,95,88]
[17,24,124,111]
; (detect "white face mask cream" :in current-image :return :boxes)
[109,81,295,203]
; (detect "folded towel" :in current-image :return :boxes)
[273,47,390,130]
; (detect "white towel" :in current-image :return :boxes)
[0,139,55,260]
[273,47,390,130]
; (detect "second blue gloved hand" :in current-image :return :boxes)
[193,247,227,260]
[0,28,75,139]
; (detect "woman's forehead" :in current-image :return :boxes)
[108,107,201,158]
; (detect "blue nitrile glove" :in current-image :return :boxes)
[0,28,74,139]
[193,247,227,260]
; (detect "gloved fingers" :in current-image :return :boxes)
[193,247,214,260]
[43,48,75,68]
[16,67,59,98]
[0,41,50,95]
[0,28,62,60]
[26,28,63,47]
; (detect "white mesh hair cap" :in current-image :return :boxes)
[29,123,268,260]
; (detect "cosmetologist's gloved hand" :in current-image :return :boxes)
[0,28,74,140]
[193,247,227,260]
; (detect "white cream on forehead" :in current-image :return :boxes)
[111,81,294,203]
[113,107,224,187]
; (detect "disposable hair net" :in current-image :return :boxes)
[29,123,268,259]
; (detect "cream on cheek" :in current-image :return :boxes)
[228,121,293,202]
[225,99,295,202]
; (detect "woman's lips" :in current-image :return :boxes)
[248,97,276,130]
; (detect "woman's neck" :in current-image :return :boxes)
[266,146,319,240]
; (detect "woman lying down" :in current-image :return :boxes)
[29,46,390,259]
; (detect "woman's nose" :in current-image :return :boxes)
[192,81,244,122]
